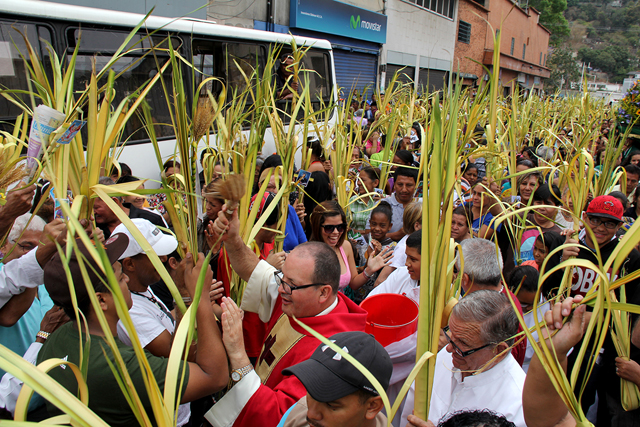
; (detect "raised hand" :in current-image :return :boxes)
[542,295,586,356]
[366,245,394,273]
[266,250,286,270]
[220,296,249,369]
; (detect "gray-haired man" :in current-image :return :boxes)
[401,290,526,427]
[456,238,526,366]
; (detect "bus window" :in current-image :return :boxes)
[301,49,331,101]
[275,48,333,124]
[68,28,177,143]
[225,43,263,95]
[192,40,264,101]
[0,22,52,124]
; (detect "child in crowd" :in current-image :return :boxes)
[347,201,394,304]
[519,185,562,263]
[522,231,564,271]
[365,230,422,427]
[367,201,394,256]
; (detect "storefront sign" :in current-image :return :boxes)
[290,0,387,44]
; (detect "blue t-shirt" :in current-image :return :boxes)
[283,204,307,252]
[0,271,53,378]
[0,263,53,411]
[464,203,501,235]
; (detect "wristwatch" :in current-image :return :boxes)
[231,364,254,382]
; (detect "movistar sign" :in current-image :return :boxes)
[291,0,387,44]
[351,14,382,32]
[350,15,360,29]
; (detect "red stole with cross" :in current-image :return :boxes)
[255,292,368,389]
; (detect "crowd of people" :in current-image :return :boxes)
[0,106,639,427]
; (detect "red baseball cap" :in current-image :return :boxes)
[586,195,624,222]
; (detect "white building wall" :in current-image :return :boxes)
[340,0,385,12]
[383,0,457,88]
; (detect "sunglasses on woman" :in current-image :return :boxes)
[321,223,346,233]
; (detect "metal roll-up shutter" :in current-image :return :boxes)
[418,68,447,92]
[333,50,377,97]
[385,64,416,88]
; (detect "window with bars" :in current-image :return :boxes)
[523,44,526,60]
[404,0,455,19]
[510,37,515,55]
[458,20,471,43]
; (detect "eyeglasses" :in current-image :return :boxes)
[586,215,620,230]
[442,325,495,358]
[15,241,37,251]
[274,271,323,295]
[321,223,346,233]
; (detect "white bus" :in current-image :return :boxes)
[0,0,337,185]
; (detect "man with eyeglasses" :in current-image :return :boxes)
[542,195,640,426]
[400,290,526,427]
[456,238,527,367]
[0,213,54,378]
[205,205,367,427]
[543,195,639,299]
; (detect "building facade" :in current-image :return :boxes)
[383,0,457,93]
[209,0,457,96]
[44,0,207,19]
[453,0,488,87]
[453,0,550,94]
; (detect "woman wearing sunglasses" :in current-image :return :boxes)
[309,200,392,293]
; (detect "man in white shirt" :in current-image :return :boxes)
[368,230,421,304]
[400,290,526,427]
[112,219,179,353]
[366,230,421,426]
[0,218,65,310]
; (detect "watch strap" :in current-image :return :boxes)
[36,331,50,341]
[231,363,254,382]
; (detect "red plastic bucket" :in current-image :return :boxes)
[360,293,419,347]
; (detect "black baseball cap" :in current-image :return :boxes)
[283,332,392,402]
[44,233,129,310]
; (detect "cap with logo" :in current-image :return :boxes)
[44,233,130,310]
[111,218,178,259]
[282,331,392,403]
[586,195,624,222]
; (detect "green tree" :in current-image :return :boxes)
[577,46,630,74]
[528,0,571,45]
[546,47,580,90]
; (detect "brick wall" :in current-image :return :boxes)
[485,1,550,69]
[454,0,488,82]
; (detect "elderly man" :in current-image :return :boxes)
[457,238,526,365]
[0,213,53,383]
[205,205,367,427]
[401,290,526,427]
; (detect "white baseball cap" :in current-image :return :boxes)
[112,218,178,260]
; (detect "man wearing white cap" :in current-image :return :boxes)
[112,219,178,353]
[111,219,190,425]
